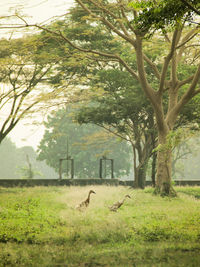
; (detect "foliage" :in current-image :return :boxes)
[3,0,200,195]
[18,164,42,179]
[37,106,132,178]
[75,67,156,187]
[177,186,200,198]
[35,0,200,195]
[18,165,34,179]
[0,138,21,179]
[0,187,65,244]
[0,28,83,144]
[0,35,55,144]
[129,0,200,35]
[0,186,200,266]
[154,126,199,155]
[177,94,200,128]
[76,69,154,134]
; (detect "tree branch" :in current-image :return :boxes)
[180,0,200,15]
[75,0,136,46]
[143,54,161,80]
[169,65,200,121]
[177,75,194,88]
[22,22,140,82]
[94,123,130,142]
[159,28,182,93]
[176,28,199,50]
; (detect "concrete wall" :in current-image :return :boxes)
[0,179,200,187]
[0,179,120,187]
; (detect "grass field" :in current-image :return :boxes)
[0,185,200,266]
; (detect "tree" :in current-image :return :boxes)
[180,0,200,16]
[37,9,198,188]
[0,138,57,179]
[129,0,200,33]
[129,0,200,32]
[0,28,81,144]
[75,68,157,188]
[13,0,200,195]
[0,36,55,144]
[37,106,132,178]
[31,8,158,188]
[52,1,200,196]
[0,138,21,179]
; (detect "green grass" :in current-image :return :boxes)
[0,186,200,266]
[176,186,200,199]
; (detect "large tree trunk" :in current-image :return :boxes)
[132,143,149,189]
[134,170,139,188]
[47,1,200,196]
[134,164,147,189]
[138,159,149,189]
[155,131,176,196]
[133,156,146,189]
[151,152,157,187]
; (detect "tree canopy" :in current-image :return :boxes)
[1,0,200,195]
[129,0,200,35]
[0,35,55,144]
[0,28,82,144]
[37,106,132,179]
[75,67,156,187]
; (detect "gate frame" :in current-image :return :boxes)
[99,156,114,179]
[59,156,74,179]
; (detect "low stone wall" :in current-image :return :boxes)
[119,180,152,187]
[0,179,120,187]
[174,180,200,186]
[0,179,200,187]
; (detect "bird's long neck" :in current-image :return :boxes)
[87,192,92,203]
[121,197,127,204]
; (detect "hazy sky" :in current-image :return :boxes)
[0,0,75,22]
[0,0,75,149]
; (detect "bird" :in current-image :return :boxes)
[109,194,131,212]
[75,190,96,211]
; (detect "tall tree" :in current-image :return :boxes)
[0,36,55,144]
[45,1,200,196]
[0,28,80,144]
[76,68,156,188]
[37,106,132,179]
[14,0,200,195]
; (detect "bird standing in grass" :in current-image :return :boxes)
[109,194,131,212]
[75,190,96,211]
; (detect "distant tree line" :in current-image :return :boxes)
[0,138,56,179]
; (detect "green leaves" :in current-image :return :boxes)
[76,67,154,139]
[153,127,198,154]
[129,0,199,36]
[0,193,64,243]
[128,0,155,10]
[38,105,132,178]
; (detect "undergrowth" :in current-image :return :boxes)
[0,186,200,266]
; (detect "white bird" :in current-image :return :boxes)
[109,194,131,212]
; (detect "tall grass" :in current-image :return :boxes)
[0,186,200,266]
[56,186,200,243]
